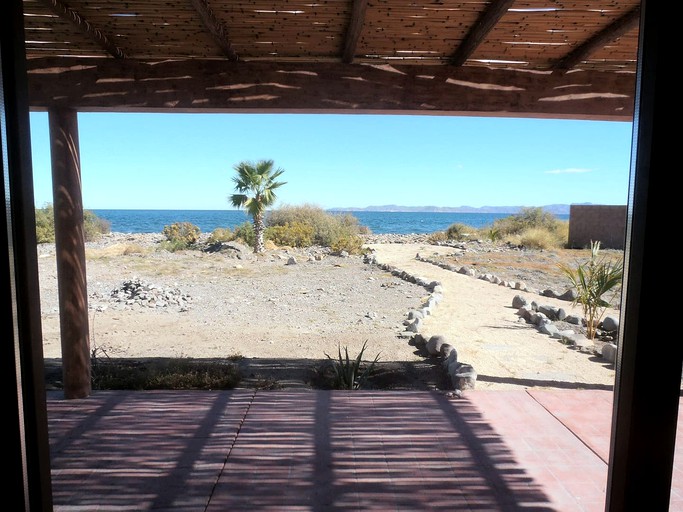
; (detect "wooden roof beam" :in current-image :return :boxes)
[342,0,368,64]
[553,6,641,73]
[449,0,515,66]
[189,0,239,61]
[41,0,126,59]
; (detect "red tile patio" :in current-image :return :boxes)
[46,389,683,511]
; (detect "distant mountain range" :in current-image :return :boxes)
[328,204,590,215]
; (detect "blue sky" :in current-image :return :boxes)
[29,112,634,210]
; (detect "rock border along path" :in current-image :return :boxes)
[366,243,616,391]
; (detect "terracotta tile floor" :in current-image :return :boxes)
[45,389,683,511]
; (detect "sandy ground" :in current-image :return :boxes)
[367,243,616,390]
[39,237,617,391]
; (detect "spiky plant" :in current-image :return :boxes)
[560,241,623,339]
[325,340,380,390]
[230,160,286,253]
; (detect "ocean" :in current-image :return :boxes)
[92,209,569,235]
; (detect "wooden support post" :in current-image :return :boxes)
[48,107,91,399]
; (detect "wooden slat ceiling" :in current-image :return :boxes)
[22,0,640,71]
[21,0,641,119]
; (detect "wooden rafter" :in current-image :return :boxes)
[189,0,238,61]
[553,6,641,73]
[342,0,368,64]
[41,0,126,59]
[26,57,636,121]
[449,0,515,66]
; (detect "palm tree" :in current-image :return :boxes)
[230,160,286,253]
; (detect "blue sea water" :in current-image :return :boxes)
[91,209,569,235]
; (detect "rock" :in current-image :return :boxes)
[517,306,533,322]
[538,304,559,321]
[601,316,619,332]
[564,314,582,325]
[450,363,477,390]
[286,256,298,265]
[512,295,528,309]
[440,343,456,358]
[406,318,423,332]
[407,310,424,320]
[556,308,567,321]
[426,335,447,356]
[540,323,560,336]
[443,349,458,368]
[558,289,578,301]
[602,343,618,363]
[411,334,427,347]
[541,289,558,298]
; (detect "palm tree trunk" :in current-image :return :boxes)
[253,213,265,253]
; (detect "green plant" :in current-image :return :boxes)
[232,221,255,246]
[162,222,201,248]
[324,341,380,390]
[266,221,314,247]
[492,207,564,238]
[266,204,369,251]
[35,203,110,243]
[330,233,364,255]
[445,222,474,241]
[560,241,623,340]
[485,227,502,242]
[230,159,287,253]
[35,203,55,243]
[207,227,233,244]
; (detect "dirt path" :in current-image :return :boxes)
[367,243,616,390]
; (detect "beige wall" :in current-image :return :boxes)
[567,205,627,250]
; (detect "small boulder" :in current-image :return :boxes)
[426,335,447,356]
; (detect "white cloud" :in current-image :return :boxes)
[545,168,592,175]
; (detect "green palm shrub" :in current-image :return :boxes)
[230,159,286,253]
[560,241,623,339]
[324,340,380,390]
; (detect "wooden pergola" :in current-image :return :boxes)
[2,1,669,510]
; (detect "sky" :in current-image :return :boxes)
[28,112,634,211]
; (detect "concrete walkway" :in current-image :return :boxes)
[46,388,683,511]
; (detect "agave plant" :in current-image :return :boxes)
[325,340,380,390]
[560,241,623,340]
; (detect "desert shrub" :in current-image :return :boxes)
[232,221,255,247]
[162,222,201,249]
[83,210,111,241]
[207,227,233,244]
[445,222,475,241]
[330,233,365,255]
[91,359,241,390]
[516,227,562,249]
[35,204,55,243]
[266,204,368,251]
[493,207,564,237]
[428,231,447,243]
[35,203,110,243]
[121,244,146,255]
[265,221,314,248]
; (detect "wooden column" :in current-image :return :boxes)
[48,107,91,399]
